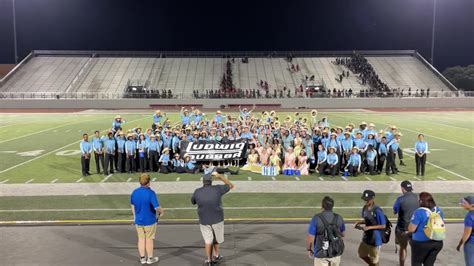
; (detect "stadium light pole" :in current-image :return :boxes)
[12,0,18,64]
[430,0,437,66]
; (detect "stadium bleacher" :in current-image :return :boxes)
[0,51,455,99]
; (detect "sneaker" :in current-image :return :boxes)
[400,161,406,166]
[140,257,147,265]
[213,255,223,262]
[146,256,159,264]
[204,259,213,266]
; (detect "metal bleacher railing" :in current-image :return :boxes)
[0,90,472,100]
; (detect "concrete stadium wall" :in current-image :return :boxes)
[0,98,473,110]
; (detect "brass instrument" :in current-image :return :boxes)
[284,115,292,123]
[311,109,318,118]
[269,110,276,117]
[294,112,300,117]
[274,121,281,128]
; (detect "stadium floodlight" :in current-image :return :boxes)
[431,0,437,65]
[12,0,18,64]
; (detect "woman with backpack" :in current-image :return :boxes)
[407,192,445,266]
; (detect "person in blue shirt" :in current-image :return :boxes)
[340,131,353,172]
[115,131,127,173]
[239,105,255,121]
[103,131,116,175]
[137,134,147,173]
[147,135,160,172]
[377,136,388,175]
[345,147,362,177]
[152,110,166,131]
[414,134,428,177]
[92,130,105,174]
[407,192,444,266]
[79,133,92,177]
[306,196,346,265]
[112,115,125,132]
[184,154,199,173]
[125,134,137,173]
[326,147,339,177]
[180,107,191,126]
[457,196,474,266]
[386,132,402,176]
[355,190,386,266]
[130,173,163,264]
[316,144,327,177]
[159,148,172,174]
[365,145,377,175]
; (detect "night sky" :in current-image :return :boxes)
[0,0,472,71]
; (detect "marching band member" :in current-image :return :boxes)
[414,134,428,177]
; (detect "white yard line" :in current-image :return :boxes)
[248,176,252,181]
[271,176,276,181]
[365,176,372,181]
[176,177,180,182]
[75,178,83,183]
[341,176,348,181]
[100,174,113,183]
[437,176,447,181]
[294,176,300,181]
[152,177,157,182]
[0,179,9,184]
[200,177,203,181]
[126,178,132,182]
[403,153,470,180]
[413,176,421,181]
[0,118,103,144]
[25,179,34,184]
[0,206,462,212]
[319,177,324,181]
[388,176,397,181]
[0,117,147,174]
[50,179,59,183]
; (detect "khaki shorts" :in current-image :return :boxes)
[358,242,380,265]
[314,255,341,266]
[395,229,410,249]
[200,221,224,245]
[136,223,157,239]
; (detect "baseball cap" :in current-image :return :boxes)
[463,196,474,205]
[202,166,216,184]
[361,190,375,201]
[401,180,413,192]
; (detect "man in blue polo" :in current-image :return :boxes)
[131,174,164,265]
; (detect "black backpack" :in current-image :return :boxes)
[314,214,345,258]
[363,206,392,245]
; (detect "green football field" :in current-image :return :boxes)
[0,110,472,222]
[0,111,473,183]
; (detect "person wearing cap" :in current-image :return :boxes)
[130,173,163,265]
[315,144,327,176]
[393,181,419,266]
[407,192,444,266]
[125,134,137,173]
[340,131,354,172]
[238,105,255,120]
[191,165,234,265]
[184,154,199,173]
[326,147,339,177]
[388,131,406,167]
[214,110,224,124]
[103,131,116,175]
[112,115,124,133]
[137,134,147,173]
[414,134,428,177]
[171,153,183,173]
[306,196,346,266]
[365,145,377,175]
[148,135,160,172]
[386,133,400,176]
[457,196,474,265]
[115,131,127,173]
[92,130,105,174]
[180,107,191,126]
[159,148,172,174]
[355,190,387,266]
[328,132,341,154]
[345,147,362,177]
[79,133,92,177]
[152,110,165,131]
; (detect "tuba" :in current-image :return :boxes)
[274,121,281,129]
[301,117,308,124]
[285,115,292,123]
[311,109,318,118]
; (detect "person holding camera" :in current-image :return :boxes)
[191,164,235,265]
